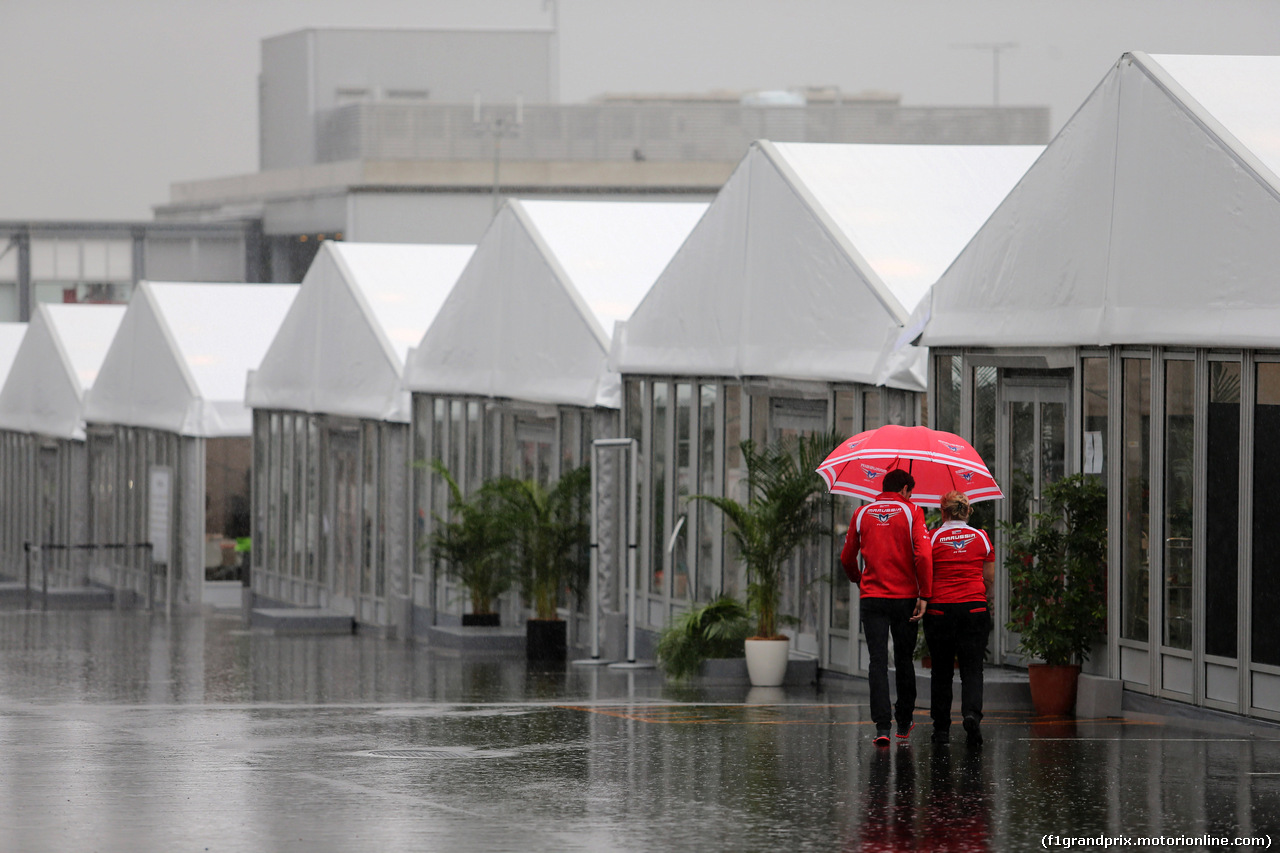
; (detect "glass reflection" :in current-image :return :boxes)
[1163,360,1194,651]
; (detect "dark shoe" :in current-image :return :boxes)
[963,715,983,746]
[874,728,891,746]
[931,728,950,744]
[895,721,915,741]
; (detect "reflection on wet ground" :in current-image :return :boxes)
[0,610,1277,852]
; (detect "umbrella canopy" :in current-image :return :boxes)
[816,425,1002,507]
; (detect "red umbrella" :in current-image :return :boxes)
[816,424,1002,507]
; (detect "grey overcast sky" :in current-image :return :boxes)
[3,0,1278,220]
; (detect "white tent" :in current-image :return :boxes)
[402,199,708,409]
[0,324,26,388]
[0,305,125,440]
[84,282,300,436]
[612,140,1043,391]
[247,241,475,423]
[921,52,1280,349]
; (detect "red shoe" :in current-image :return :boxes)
[873,728,891,746]
[896,722,915,740]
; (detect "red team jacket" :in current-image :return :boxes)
[840,492,932,599]
[929,520,994,604]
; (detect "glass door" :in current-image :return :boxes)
[324,428,360,615]
[999,378,1070,664]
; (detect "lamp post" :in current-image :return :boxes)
[473,96,524,214]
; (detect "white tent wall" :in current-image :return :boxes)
[81,282,298,613]
[612,141,1042,674]
[408,393,614,642]
[0,306,124,588]
[919,54,1280,722]
[248,243,472,635]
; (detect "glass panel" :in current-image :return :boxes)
[467,402,483,494]
[560,408,579,473]
[252,413,268,576]
[697,383,718,602]
[650,381,667,595]
[1163,361,1194,651]
[1252,363,1280,667]
[280,416,294,579]
[1205,362,1240,659]
[363,423,379,597]
[307,417,321,585]
[292,419,307,581]
[413,396,430,579]
[722,384,744,600]
[268,414,282,576]
[935,355,962,434]
[972,366,997,475]
[673,384,692,600]
[1082,357,1109,480]
[1041,401,1066,488]
[1121,359,1151,644]
[1009,401,1035,529]
[862,389,883,430]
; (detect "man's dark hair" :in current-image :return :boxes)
[883,469,915,494]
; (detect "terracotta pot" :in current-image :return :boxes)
[744,638,790,687]
[1028,663,1081,716]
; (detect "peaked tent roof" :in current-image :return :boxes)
[84,282,299,437]
[402,198,707,408]
[610,140,1042,391]
[0,305,124,440]
[247,241,475,422]
[921,52,1280,349]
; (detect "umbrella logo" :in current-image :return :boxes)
[847,439,863,450]
[861,465,883,481]
[941,441,963,453]
[958,470,974,483]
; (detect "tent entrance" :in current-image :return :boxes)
[997,373,1071,665]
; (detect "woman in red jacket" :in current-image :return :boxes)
[923,490,995,746]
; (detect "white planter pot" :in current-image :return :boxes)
[744,638,790,687]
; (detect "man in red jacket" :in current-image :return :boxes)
[841,468,932,745]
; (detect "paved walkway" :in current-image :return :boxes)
[0,609,1276,852]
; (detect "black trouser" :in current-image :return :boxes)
[922,601,990,730]
[860,597,919,729]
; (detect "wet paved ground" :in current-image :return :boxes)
[0,610,1277,852]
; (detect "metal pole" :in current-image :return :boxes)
[626,439,639,663]
[587,447,601,658]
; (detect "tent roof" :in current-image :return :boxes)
[921,52,1280,349]
[84,282,299,437]
[402,198,707,408]
[247,241,475,422]
[0,306,124,440]
[610,140,1041,390]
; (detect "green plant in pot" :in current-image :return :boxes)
[1001,473,1107,715]
[656,596,751,681]
[427,460,514,626]
[695,433,833,687]
[488,465,591,661]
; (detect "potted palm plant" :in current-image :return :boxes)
[656,596,751,681]
[696,434,833,686]
[427,461,513,626]
[489,465,591,661]
[1002,473,1108,715]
